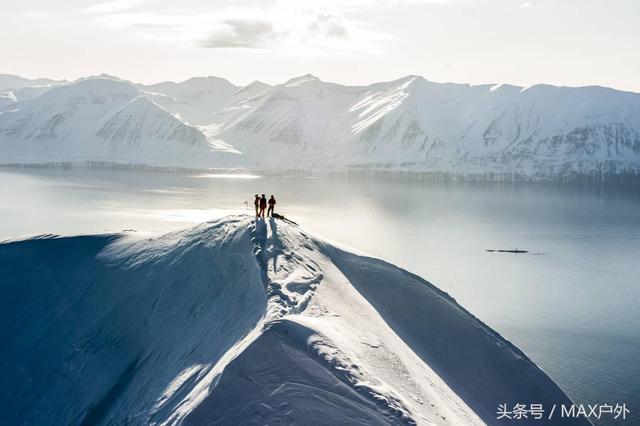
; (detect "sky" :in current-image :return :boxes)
[2,0,639,91]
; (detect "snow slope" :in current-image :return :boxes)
[142,77,240,126]
[0,216,589,425]
[1,73,639,180]
[208,75,640,179]
[0,92,15,113]
[208,74,364,169]
[0,74,65,113]
[0,78,217,167]
[0,74,62,92]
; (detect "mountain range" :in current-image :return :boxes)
[1,73,639,181]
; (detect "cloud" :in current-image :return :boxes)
[85,0,145,15]
[82,0,471,52]
[195,11,376,51]
[89,6,386,52]
[307,12,349,40]
[199,19,285,49]
[520,2,533,8]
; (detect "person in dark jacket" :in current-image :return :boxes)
[254,194,260,217]
[259,194,267,218]
[267,195,276,217]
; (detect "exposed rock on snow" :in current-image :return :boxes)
[0,216,589,425]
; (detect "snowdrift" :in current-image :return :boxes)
[0,216,589,425]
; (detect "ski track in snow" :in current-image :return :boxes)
[242,218,416,425]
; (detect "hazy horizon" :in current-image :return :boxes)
[5,71,640,95]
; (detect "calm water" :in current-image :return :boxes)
[2,167,639,424]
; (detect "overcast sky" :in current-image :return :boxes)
[2,0,638,91]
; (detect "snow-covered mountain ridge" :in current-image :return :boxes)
[0,215,589,425]
[1,73,639,181]
[0,78,215,168]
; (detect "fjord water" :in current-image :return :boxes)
[2,167,639,424]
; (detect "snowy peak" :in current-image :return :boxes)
[39,77,139,104]
[142,76,239,125]
[0,77,213,166]
[388,74,423,85]
[2,72,640,180]
[0,74,67,108]
[97,95,208,149]
[0,74,63,92]
[81,73,131,84]
[199,73,640,179]
[233,80,271,98]
[0,78,140,143]
[283,73,322,87]
[184,75,235,87]
[0,215,589,425]
[145,76,236,94]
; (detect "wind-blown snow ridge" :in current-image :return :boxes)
[0,215,589,425]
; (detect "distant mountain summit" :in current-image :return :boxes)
[209,75,640,180]
[1,73,639,181]
[142,77,239,125]
[283,73,322,87]
[0,77,212,167]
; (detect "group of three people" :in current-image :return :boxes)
[254,194,276,218]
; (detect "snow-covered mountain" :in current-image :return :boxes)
[0,77,215,167]
[142,77,241,126]
[209,75,640,180]
[0,215,588,425]
[0,74,61,92]
[0,74,65,112]
[1,73,640,181]
[0,92,15,113]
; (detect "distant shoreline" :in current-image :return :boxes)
[2,161,640,185]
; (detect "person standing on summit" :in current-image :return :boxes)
[267,195,276,217]
[259,194,267,218]
[254,194,260,217]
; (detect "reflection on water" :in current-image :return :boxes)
[191,173,262,179]
[1,167,639,425]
